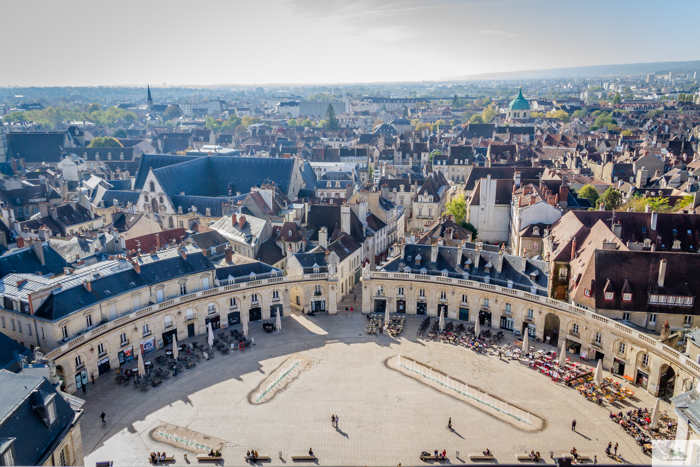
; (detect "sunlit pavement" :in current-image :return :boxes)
[80,312,665,466]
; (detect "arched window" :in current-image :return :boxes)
[251,294,259,304]
[159,196,164,204]
[419,289,426,298]
[149,181,155,192]
[229,297,238,308]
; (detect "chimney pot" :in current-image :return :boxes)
[658,259,667,288]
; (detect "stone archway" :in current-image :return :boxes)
[658,364,676,398]
[543,313,560,346]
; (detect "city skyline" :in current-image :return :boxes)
[2,0,699,87]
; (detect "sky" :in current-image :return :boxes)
[2,0,699,87]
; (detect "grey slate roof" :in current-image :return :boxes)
[6,132,68,163]
[0,333,32,372]
[133,154,200,190]
[0,370,79,466]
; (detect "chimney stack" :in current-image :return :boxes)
[658,259,667,288]
[225,245,233,263]
[651,211,658,231]
[133,261,141,274]
[430,242,439,263]
[231,213,237,227]
[84,280,92,292]
[318,227,328,249]
[239,215,246,229]
[571,237,577,261]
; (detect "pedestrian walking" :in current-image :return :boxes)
[593,455,597,464]
[447,418,452,430]
[614,443,618,456]
[331,414,335,427]
[571,419,576,431]
[605,442,612,456]
[100,411,106,424]
[354,294,357,302]
[82,384,86,395]
[335,414,339,428]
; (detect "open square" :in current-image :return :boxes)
[79,311,669,466]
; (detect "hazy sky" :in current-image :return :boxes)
[3,0,698,86]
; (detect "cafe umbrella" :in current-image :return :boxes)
[207,322,214,349]
[594,359,604,386]
[439,311,445,331]
[276,309,282,332]
[385,305,390,325]
[172,335,178,360]
[475,318,481,337]
[522,328,530,353]
[137,349,146,377]
[651,397,660,429]
[559,342,567,367]
[242,313,249,338]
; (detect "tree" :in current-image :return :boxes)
[612,93,621,104]
[597,187,622,211]
[300,118,314,128]
[415,122,433,132]
[234,124,247,135]
[324,104,339,131]
[88,102,101,113]
[481,107,496,123]
[547,109,570,123]
[434,119,447,127]
[578,184,599,205]
[461,110,475,121]
[452,94,461,108]
[162,105,182,121]
[572,110,586,118]
[113,129,127,138]
[531,111,545,118]
[2,111,27,124]
[621,130,633,136]
[241,116,261,128]
[88,136,123,148]
[402,106,409,118]
[429,150,442,164]
[469,114,484,124]
[461,221,478,240]
[444,197,467,223]
[288,118,298,126]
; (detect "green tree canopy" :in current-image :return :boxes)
[469,114,484,124]
[112,129,128,138]
[444,197,467,223]
[547,109,570,123]
[434,119,447,127]
[300,118,314,128]
[241,116,261,128]
[597,187,622,211]
[88,136,123,148]
[612,93,622,104]
[481,107,496,123]
[324,104,339,131]
[87,102,101,113]
[415,122,433,132]
[162,105,182,121]
[402,106,409,118]
[578,184,599,205]
[288,118,298,126]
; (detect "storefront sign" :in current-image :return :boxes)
[118,346,134,366]
[141,337,156,354]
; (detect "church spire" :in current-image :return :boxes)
[147,84,153,104]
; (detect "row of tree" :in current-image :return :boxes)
[2,105,138,129]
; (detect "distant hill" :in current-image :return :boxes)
[451,60,700,81]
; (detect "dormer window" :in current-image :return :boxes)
[327,181,332,187]
[623,293,632,302]
[605,292,614,301]
[673,240,681,250]
[643,239,652,248]
[650,294,658,303]
[669,296,676,304]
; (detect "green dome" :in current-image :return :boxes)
[508,88,530,111]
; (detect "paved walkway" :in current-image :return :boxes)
[80,312,667,466]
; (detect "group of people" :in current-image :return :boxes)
[420,449,447,459]
[528,450,541,461]
[605,442,619,458]
[148,452,168,464]
[245,450,260,462]
[208,450,222,457]
[331,414,339,428]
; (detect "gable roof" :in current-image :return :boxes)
[7,132,68,163]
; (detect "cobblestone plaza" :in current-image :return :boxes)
[81,312,667,466]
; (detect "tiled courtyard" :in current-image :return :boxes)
[80,311,668,466]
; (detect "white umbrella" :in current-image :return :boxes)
[474,318,481,337]
[385,305,391,325]
[651,397,660,429]
[207,322,214,349]
[137,349,146,376]
[522,329,530,353]
[559,342,567,367]
[439,311,445,331]
[594,359,604,386]
[172,334,179,360]
[242,313,249,338]
[276,310,282,332]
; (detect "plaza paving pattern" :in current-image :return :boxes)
[81,311,668,466]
